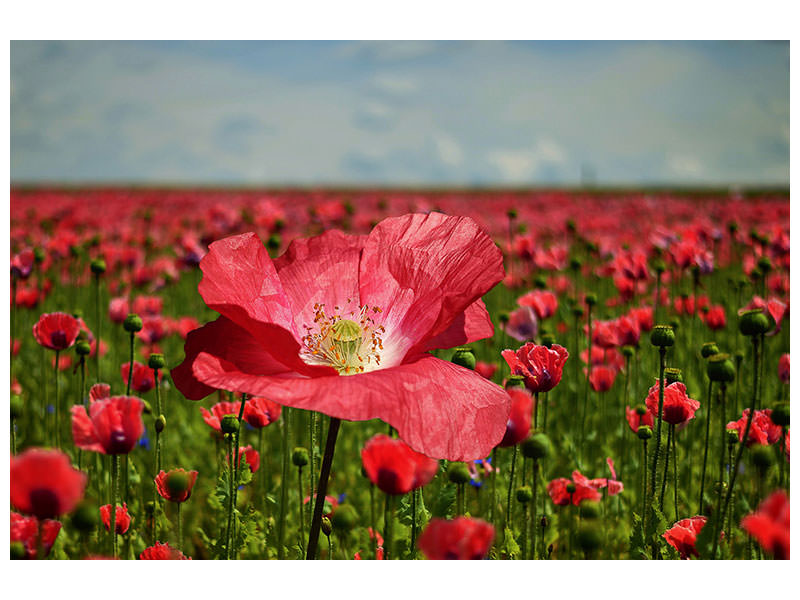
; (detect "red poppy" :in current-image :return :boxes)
[120,361,159,394]
[503,305,538,342]
[10,513,61,559]
[139,541,190,560]
[32,312,80,351]
[502,343,569,394]
[547,472,602,506]
[645,382,700,426]
[590,320,620,349]
[518,290,558,320]
[625,405,654,433]
[418,517,495,560]
[243,395,282,428]
[11,248,35,279]
[71,395,145,455]
[475,361,498,380]
[10,448,87,518]
[233,445,260,473]
[727,409,782,446]
[172,214,510,460]
[497,388,533,447]
[628,306,653,332]
[614,315,641,347]
[741,490,789,560]
[200,400,240,433]
[155,468,199,503]
[89,383,111,402]
[100,503,131,534]
[587,458,624,496]
[138,316,168,345]
[663,515,707,559]
[589,365,616,393]
[778,354,789,384]
[108,297,130,324]
[303,494,339,516]
[361,433,439,495]
[132,295,163,316]
[702,305,726,330]
[354,527,385,560]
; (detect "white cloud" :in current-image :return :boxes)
[433,133,463,167]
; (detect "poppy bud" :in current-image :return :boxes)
[521,433,552,460]
[155,414,166,433]
[90,258,106,275]
[70,500,99,533]
[540,515,548,528]
[757,256,772,274]
[267,234,281,253]
[451,347,476,371]
[123,314,143,333]
[144,501,155,516]
[726,428,740,445]
[148,353,166,370]
[580,500,601,520]
[75,340,91,356]
[540,333,556,348]
[566,483,576,494]
[621,345,635,358]
[321,516,332,537]
[507,208,518,219]
[585,241,598,254]
[653,259,666,274]
[669,318,680,332]
[664,368,682,385]
[498,311,510,324]
[332,504,358,531]
[220,414,239,434]
[577,523,602,553]
[569,257,582,270]
[585,293,597,307]
[11,394,23,420]
[751,444,774,473]
[533,275,547,289]
[447,462,471,485]
[505,375,525,390]
[713,480,727,496]
[637,425,653,440]
[701,342,720,358]
[572,304,585,318]
[166,471,191,497]
[727,221,738,234]
[292,447,309,467]
[650,325,675,347]
[739,310,770,337]
[516,486,533,503]
[770,402,789,427]
[635,404,648,417]
[142,400,152,415]
[10,541,26,560]
[707,353,736,383]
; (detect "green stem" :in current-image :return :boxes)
[298,466,306,554]
[125,332,134,396]
[659,423,672,513]
[650,347,667,506]
[306,417,341,560]
[698,379,714,513]
[111,455,119,558]
[277,406,291,559]
[225,434,235,559]
[54,350,61,450]
[641,438,648,531]
[383,493,395,560]
[671,424,679,523]
[506,445,518,529]
[410,488,418,558]
[369,483,376,559]
[94,273,101,382]
[530,458,538,559]
[177,501,183,551]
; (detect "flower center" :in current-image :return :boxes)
[301,302,384,375]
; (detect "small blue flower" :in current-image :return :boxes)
[47,404,55,414]
[138,429,151,450]
[338,492,347,503]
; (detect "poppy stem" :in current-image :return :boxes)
[297,465,305,554]
[229,393,248,555]
[530,458,538,559]
[671,424,679,522]
[490,447,498,534]
[225,433,235,559]
[699,379,714,513]
[306,416,341,560]
[649,346,667,521]
[111,454,119,558]
[780,427,786,488]
[658,423,672,513]
[94,271,101,383]
[383,493,395,560]
[177,501,183,552]
[641,437,648,533]
[277,406,291,559]
[54,350,61,450]
[410,487,418,557]
[369,482,376,558]
[505,444,518,530]
[309,411,317,525]
[581,304,593,459]
[713,334,760,557]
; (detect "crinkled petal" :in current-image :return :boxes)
[192,352,511,461]
[419,299,495,352]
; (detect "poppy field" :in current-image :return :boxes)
[9,186,790,560]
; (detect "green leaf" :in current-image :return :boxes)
[397,491,431,531]
[628,512,648,559]
[501,527,521,559]
[431,485,456,519]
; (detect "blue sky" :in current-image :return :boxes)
[10,41,789,186]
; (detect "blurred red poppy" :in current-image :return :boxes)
[361,433,438,495]
[727,409,781,446]
[418,517,494,560]
[778,354,789,384]
[663,515,707,559]
[120,361,159,394]
[645,382,699,425]
[32,312,80,351]
[10,512,61,559]
[139,541,190,560]
[626,405,654,433]
[200,400,240,433]
[589,365,616,393]
[71,395,145,455]
[741,490,789,560]
[497,388,533,447]
[547,471,602,506]
[243,395,282,428]
[518,290,557,320]
[10,448,87,518]
[155,468,199,503]
[100,503,131,534]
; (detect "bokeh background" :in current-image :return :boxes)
[11,40,789,187]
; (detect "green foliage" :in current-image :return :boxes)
[430,484,456,519]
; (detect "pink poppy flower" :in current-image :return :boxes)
[172,213,510,460]
[518,290,558,320]
[502,342,569,394]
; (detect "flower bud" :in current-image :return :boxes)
[166,471,191,497]
[577,523,602,553]
[727,221,738,235]
[10,394,24,420]
[713,480,727,496]
[571,305,585,318]
[635,404,648,416]
[707,353,736,383]
[451,347,476,371]
[621,345,635,358]
[664,368,682,385]
[507,208,518,219]
[141,400,152,415]
[33,247,45,263]
[584,293,597,307]
[498,311,510,324]
[321,516,332,537]
[757,256,772,274]
[565,483,577,495]
[220,414,239,435]
[540,333,556,348]
[751,444,774,474]
[144,501,155,516]
[292,447,309,467]
[650,325,675,347]
[669,318,680,332]
[331,504,358,531]
[726,428,740,445]
[505,375,525,390]
[521,433,552,460]
[155,414,166,433]
[70,500,99,533]
[701,342,720,358]
[533,275,548,289]
[637,425,653,440]
[123,313,143,333]
[739,310,770,337]
[10,541,26,560]
[90,258,106,275]
[540,515,548,528]
[770,402,789,427]
[569,257,582,270]
[148,353,166,370]
[447,462,471,485]
[580,500,601,520]
[516,486,533,504]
